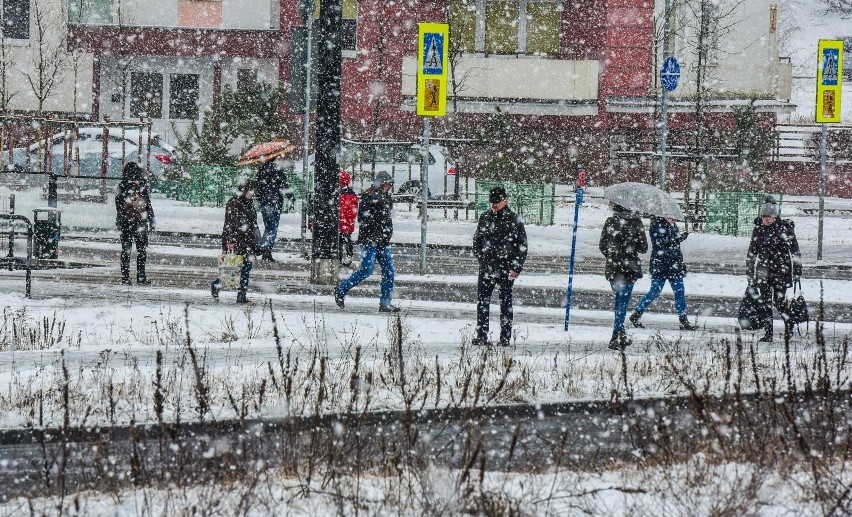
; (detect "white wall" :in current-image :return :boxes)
[118,0,273,29]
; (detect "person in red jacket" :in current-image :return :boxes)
[338,170,359,266]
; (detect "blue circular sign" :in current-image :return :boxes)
[661,56,680,92]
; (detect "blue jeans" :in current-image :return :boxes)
[260,203,281,251]
[338,245,395,308]
[635,277,687,316]
[610,276,635,333]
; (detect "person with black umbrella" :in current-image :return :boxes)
[472,186,528,347]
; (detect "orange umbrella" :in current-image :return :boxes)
[236,140,296,166]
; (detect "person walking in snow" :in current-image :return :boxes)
[334,171,399,313]
[256,160,286,261]
[746,196,802,343]
[629,216,698,331]
[211,179,260,304]
[472,186,528,347]
[599,203,648,350]
[338,170,358,266]
[115,162,155,286]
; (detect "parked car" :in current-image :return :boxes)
[292,143,459,200]
[3,126,178,184]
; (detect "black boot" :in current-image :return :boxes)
[608,330,632,350]
[211,280,221,301]
[261,249,275,262]
[629,311,645,329]
[121,276,131,286]
[236,291,249,304]
[679,315,697,331]
[758,320,773,343]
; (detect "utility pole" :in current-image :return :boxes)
[297,0,314,251]
[310,0,342,284]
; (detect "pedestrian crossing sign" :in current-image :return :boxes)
[816,40,843,123]
[417,22,449,117]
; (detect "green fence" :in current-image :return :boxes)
[705,192,782,237]
[475,180,555,226]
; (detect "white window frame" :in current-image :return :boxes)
[469,0,561,55]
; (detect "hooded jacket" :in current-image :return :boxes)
[648,217,687,280]
[473,206,528,274]
[115,167,154,231]
[222,193,260,255]
[356,186,393,247]
[747,217,802,288]
[599,210,648,283]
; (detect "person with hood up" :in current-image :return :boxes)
[211,179,260,304]
[629,216,698,331]
[472,186,527,347]
[256,160,287,261]
[747,196,802,343]
[115,162,155,285]
[599,203,648,350]
[335,171,399,313]
[338,170,358,266]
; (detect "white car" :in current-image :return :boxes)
[293,143,459,199]
[5,126,178,182]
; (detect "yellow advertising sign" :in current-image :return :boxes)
[417,22,449,117]
[816,39,843,123]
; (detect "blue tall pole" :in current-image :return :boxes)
[565,164,586,330]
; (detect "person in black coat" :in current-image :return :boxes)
[115,162,155,286]
[256,161,286,261]
[629,216,697,331]
[211,179,260,304]
[747,197,802,342]
[335,171,399,312]
[472,186,528,347]
[599,203,648,350]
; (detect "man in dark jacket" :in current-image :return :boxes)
[472,186,528,347]
[212,179,260,304]
[256,161,286,261]
[335,171,399,313]
[599,204,648,350]
[747,197,802,342]
[115,162,155,286]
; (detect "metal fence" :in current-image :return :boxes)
[474,180,556,226]
[704,191,782,237]
[182,166,244,207]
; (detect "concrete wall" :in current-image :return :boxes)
[111,0,273,29]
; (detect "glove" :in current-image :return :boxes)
[680,232,688,242]
[747,276,755,287]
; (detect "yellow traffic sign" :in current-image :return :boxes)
[816,40,843,123]
[417,23,448,117]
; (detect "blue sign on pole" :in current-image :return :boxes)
[564,164,585,331]
[661,56,680,92]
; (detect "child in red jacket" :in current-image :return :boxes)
[339,170,359,266]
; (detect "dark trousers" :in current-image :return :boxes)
[476,269,514,342]
[758,283,789,337]
[120,227,148,281]
[339,232,353,262]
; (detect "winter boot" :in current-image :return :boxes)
[121,277,131,286]
[261,249,275,262]
[758,320,773,343]
[211,280,221,301]
[137,275,151,286]
[236,291,249,304]
[608,331,633,351]
[629,311,645,329]
[471,337,487,347]
[379,305,400,313]
[679,315,698,331]
[498,336,511,347]
[334,289,345,309]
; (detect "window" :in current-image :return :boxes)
[3,0,30,40]
[450,0,560,55]
[130,72,163,118]
[68,0,113,25]
[236,69,257,92]
[169,74,199,119]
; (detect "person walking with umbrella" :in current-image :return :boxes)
[629,216,698,331]
[747,196,802,343]
[472,186,528,347]
[599,203,648,350]
[256,160,286,261]
[334,171,399,313]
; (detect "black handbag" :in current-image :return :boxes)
[738,285,771,330]
[786,280,809,325]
